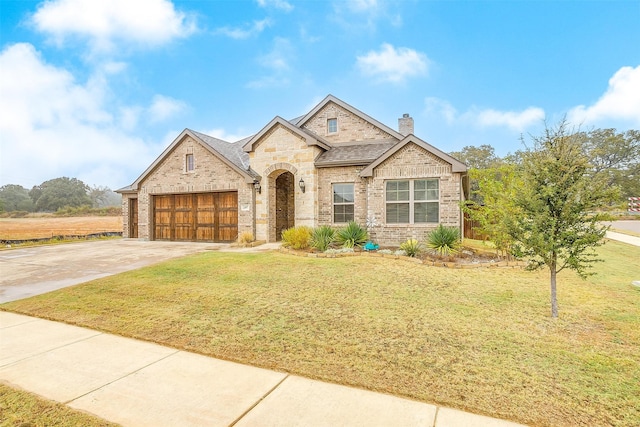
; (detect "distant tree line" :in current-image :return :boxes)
[450,128,640,203]
[0,177,121,213]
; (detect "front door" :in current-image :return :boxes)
[275,172,295,240]
[129,198,138,238]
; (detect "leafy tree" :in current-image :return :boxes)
[578,128,640,200]
[463,164,522,258]
[30,177,92,212]
[0,184,35,212]
[449,144,499,169]
[88,185,121,207]
[507,121,618,318]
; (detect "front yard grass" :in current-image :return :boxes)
[2,240,639,426]
[0,383,118,427]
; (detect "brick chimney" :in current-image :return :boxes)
[398,113,414,136]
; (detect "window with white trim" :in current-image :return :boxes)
[327,118,337,134]
[333,183,354,223]
[385,179,439,224]
[185,153,194,172]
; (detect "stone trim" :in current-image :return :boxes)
[264,162,298,177]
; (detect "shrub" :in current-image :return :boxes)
[310,225,336,252]
[281,226,313,250]
[399,238,423,257]
[237,231,254,247]
[427,225,461,257]
[335,221,369,249]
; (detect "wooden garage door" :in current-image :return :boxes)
[153,192,238,242]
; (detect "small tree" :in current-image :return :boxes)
[508,121,618,318]
[463,164,522,258]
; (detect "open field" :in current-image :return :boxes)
[0,216,122,240]
[2,240,639,427]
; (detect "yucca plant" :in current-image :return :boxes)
[281,226,313,250]
[335,221,369,249]
[310,225,336,252]
[427,225,461,257]
[399,238,423,257]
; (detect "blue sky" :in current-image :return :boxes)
[1,0,639,190]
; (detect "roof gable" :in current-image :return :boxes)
[359,135,467,177]
[295,95,404,141]
[243,116,331,153]
[127,129,256,191]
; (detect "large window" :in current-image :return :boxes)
[333,183,354,223]
[386,179,439,224]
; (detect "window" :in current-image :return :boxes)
[327,118,337,134]
[386,179,439,224]
[185,154,194,172]
[333,183,354,223]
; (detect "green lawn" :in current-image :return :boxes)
[2,240,639,427]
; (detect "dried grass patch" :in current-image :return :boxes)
[0,216,122,239]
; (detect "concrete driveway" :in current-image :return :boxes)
[0,239,226,303]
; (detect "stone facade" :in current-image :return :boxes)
[118,95,467,246]
[302,102,394,143]
[249,124,322,241]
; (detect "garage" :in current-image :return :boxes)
[153,192,238,242]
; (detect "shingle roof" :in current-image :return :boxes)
[315,141,397,167]
[189,129,257,177]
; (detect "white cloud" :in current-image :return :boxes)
[247,37,293,88]
[424,97,458,124]
[424,96,544,132]
[216,19,271,40]
[357,43,428,84]
[475,107,545,131]
[31,0,196,52]
[148,95,187,123]
[205,129,251,143]
[0,43,157,189]
[568,65,640,126]
[346,0,379,13]
[258,37,292,71]
[256,0,293,12]
[332,0,401,31]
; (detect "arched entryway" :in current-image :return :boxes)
[274,171,295,240]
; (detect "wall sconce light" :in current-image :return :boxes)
[253,180,261,194]
[299,178,306,193]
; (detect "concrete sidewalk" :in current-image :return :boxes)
[0,311,527,427]
[606,230,640,247]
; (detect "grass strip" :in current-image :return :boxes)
[0,383,119,427]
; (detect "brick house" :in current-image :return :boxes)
[117,95,468,246]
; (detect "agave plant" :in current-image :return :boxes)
[335,221,369,249]
[427,224,461,257]
[310,225,336,252]
[399,238,423,257]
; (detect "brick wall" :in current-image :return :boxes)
[316,143,464,247]
[367,143,463,246]
[317,166,367,226]
[131,136,253,240]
